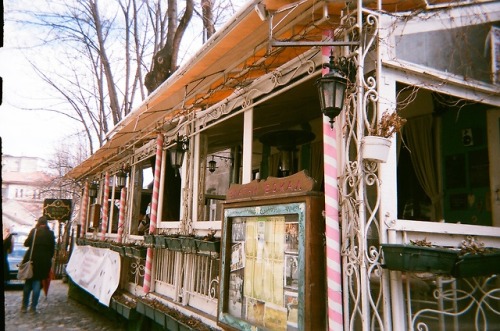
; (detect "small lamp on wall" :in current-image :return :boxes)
[170,134,189,171]
[208,156,217,173]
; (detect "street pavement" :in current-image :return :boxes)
[4,279,127,331]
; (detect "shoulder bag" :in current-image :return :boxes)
[17,229,37,280]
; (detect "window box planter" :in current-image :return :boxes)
[88,240,99,247]
[132,246,147,259]
[110,244,125,256]
[452,248,500,278]
[116,300,137,320]
[195,239,221,253]
[166,314,181,331]
[181,236,197,253]
[154,308,167,327]
[143,235,154,247]
[179,320,195,331]
[99,241,111,249]
[164,237,183,251]
[381,244,459,275]
[136,299,155,320]
[124,246,134,258]
[154,235,167,249]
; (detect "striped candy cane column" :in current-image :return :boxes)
[100,172,110,240]
[322,42,343,330]
[80,182,89,237]
[143,133,164,293]
[117,187,127,243]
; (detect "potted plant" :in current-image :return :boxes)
[381,239,459,275]
[361,111,407,163]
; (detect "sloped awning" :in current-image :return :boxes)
[66,0,464,180]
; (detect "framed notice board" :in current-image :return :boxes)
[218,175,325,331]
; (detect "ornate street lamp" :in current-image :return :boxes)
[115,169,128,189]
[316,54,352,129]
[170,134,189,172]
[88,181,99,199]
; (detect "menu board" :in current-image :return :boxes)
[219,203,306,331]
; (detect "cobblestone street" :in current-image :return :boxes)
[4,280,126,331]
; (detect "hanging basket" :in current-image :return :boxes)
[361,136,392,163]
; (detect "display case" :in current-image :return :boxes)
[218,171,326,331]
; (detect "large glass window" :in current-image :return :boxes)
[131,158,154,235]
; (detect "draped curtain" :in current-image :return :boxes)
[404,115,442,220]
[310,141,324,188]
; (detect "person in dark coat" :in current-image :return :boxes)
[3,227,14,284]
[21,216,55,314]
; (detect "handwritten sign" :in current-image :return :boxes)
[43,199,72,221]
[226,171,316,201]
[66,245,120,306]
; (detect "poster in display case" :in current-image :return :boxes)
[218,172,325,331]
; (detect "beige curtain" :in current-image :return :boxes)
[404,115,442,220]
[310,141,324,188]
[269,153,281,177]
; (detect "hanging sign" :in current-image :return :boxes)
[43,199,73,221]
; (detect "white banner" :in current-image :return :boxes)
[66,244,121,306]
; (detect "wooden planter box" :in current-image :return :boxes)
[99,241,111,249]
[115,300,137,320]
[166,314,181,331]
[154,235,167,249]
[154,308,167,327]
[136,299,155,320]
[165,237,183,251]
[178,320,196,331]
[124,246,134,258]
[452,249,500,278]
[132,247,147,259]
[382,244,459,274]
[143,235,154,247]
[110,244,125,256]
[181,237,197,253]
[195,239,221,253]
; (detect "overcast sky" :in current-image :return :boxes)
[0,2,78,160]
[0,0,248,161]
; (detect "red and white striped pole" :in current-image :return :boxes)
[117,187,127,243]
[80,182,89,237]
[322,39,343,330]
[100,172,110,240]
[143,133,163,293]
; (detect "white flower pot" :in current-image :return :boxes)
[361,136,392,163]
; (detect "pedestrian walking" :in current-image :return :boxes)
[21,216,55,314]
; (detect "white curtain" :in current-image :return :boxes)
[404,115,443,220]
